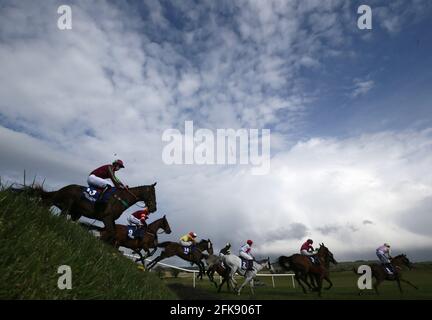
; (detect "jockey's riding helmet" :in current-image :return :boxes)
[189,232,197,238]
[247,240,253,245]
[384,243,390,248]
[307,239,313,244]
[113,159,125,168]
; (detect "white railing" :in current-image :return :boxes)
[124,253,296,289]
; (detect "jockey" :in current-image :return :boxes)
[179,232,197,248]
[300,239,319,264]
[239,240,254,270]
[376,243,394,275]
[127,207,149,239]
[87,160,126,193]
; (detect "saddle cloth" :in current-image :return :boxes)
[81,186,116,203]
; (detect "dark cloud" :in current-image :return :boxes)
[316,225,340,235]
[264,223,308,242]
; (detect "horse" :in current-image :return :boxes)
[219,254,272,296]
[82,215,171,266]
[28,183,157,243]
[146,239,214,279]
[278,243,337,296]
[368,254,418,294]
[206,243,232,291]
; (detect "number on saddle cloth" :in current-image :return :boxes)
[82,186,116,203]
[182,246,191,255]
[127,226,144,239]
[240,258,252,270]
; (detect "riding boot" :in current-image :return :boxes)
[386,263,395,274]
[247,260,254,271]
[98,185,111,201]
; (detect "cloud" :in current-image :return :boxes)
[1,0,432,263]
[351,79,374,98]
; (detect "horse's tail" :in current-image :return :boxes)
[26,185,56,203]
[278,255,293,271]
[157,241,172,248]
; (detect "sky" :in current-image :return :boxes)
[0,0,432,264]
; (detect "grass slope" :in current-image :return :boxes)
[0,189,177,299]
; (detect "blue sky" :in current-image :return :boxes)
[0,0,432,262]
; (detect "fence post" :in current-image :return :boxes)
[291,275,296,288]
[193,271,196,288]
[271,275,275,288]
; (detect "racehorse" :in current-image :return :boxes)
[278,243,337,296]
[219,254,272,296]
[206,243,232,292]
[82,215,171,266]
[28,183,157,243]
[146,239,214,279]
[368,254,418,294]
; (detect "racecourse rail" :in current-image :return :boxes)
[124,253,296,289]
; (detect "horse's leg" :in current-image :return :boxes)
[399,278,418,290]
[207,268,218,288]
[147,252,167,270]
[324,275,333,290]
[102,216,115,244]
[200,261,206,280]
[316,274,324,297]
[146,247,158,258]
[249,278,255,295]
[396,278,403,294]
[228,269,237,293]
[294,273,308,294]
[373,278,383,295]
[134,250,146,268]
[218,278,224,293]
[237,274,252,296]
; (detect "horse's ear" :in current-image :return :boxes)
[152,182,157,187]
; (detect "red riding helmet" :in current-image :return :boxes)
[113,159,125,168]
[189,232,197,238]
[247,240,253,245]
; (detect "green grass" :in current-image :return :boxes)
[164,269,432,300]
[0,188,177,299]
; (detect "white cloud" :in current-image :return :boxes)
[1,0,432,263]
[351,79,374,98]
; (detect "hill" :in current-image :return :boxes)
[0,187,177,299]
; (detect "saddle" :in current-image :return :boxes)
[82,186,116,204]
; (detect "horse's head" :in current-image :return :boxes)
[199,239,214,255]
[266,257,273,272]
[142,182,157,213]
[393,254,414,270]
[318,243,338,265]
[160,215,172,234]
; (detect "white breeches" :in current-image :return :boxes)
[180,240,192,246]
[127,215,143,226]
[301,249,315,256]
[239,251,253,260]
[88,174,113,188]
